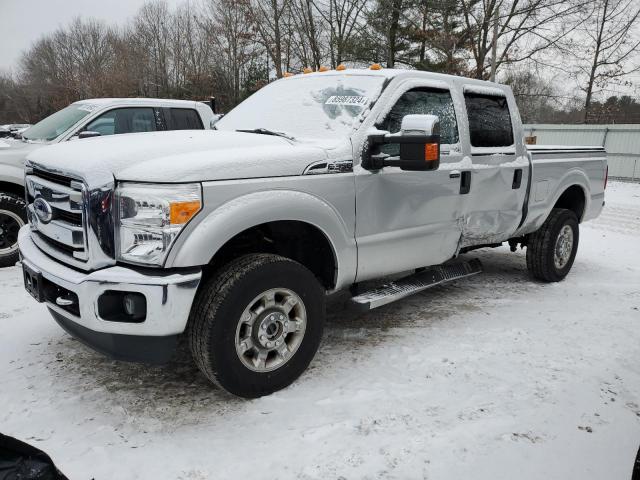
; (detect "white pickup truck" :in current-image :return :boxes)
[18,68,607,397]
[0,98,214,267]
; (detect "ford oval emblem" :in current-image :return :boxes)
[33,197,53,224]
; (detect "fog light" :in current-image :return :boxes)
[123,293,146,320]
[98,290,147,323]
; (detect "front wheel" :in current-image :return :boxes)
[188,254,325,398]
[0,193,27,268]
[526,208,579,282]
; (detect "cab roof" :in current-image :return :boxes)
[73,98,203,107]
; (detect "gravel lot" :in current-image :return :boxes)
[1,181,639,479]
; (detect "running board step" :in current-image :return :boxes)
[348,259,483,312]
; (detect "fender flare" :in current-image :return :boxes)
[167,189,357,290]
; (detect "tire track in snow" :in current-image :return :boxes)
[586,205,640,236]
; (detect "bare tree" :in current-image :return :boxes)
[169,1,213,96]
[133,1,172,96]
[204,0,261,105]
[460,0,585,80]
[3,0,638,124]
[251,0,291,77]
[289,0,324,69]
[313,0,367,67]
[572,0,640,119]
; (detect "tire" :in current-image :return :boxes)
[632,443,640,480]
[0,193,27,268]
[526,208,579,282]
[188,253,325,398]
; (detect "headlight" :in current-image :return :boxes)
[115,182,202,266]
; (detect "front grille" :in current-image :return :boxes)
[32,168,75,187]
[33,231,77,255]
[25,170,88,268]
[55,210,82,226]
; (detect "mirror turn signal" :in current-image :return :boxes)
[425,143,439,162]
[363,134,441,171]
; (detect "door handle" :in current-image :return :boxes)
[512,169,523,189]
[459,171,471,195]
[449,170,461,179]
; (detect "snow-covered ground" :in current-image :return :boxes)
[1,181,639,480]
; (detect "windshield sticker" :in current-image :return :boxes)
[77,104,98,112]
[325,95,369,107]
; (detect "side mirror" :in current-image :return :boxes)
[210,114,224,129]
[400,114,440,136]
[78,131,101,140]
[363,114,441,171]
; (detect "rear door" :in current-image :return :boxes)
[461,89,527,246]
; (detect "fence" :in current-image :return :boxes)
[523,124,640,181]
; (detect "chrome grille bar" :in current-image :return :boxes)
[27,205,84,247]
[26,175,82,213]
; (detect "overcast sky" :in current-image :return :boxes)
[0,0,183,73]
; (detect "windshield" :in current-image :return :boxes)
[22,103,95,141]
[217,74,387,140]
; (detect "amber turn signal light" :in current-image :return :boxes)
[424,143,438,162]
[170,200,201,225]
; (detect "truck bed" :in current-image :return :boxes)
[520,144,607,235]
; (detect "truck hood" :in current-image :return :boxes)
[0,138,43,169]
[26,130,330,186]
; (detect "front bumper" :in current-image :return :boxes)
[18,227,201,363]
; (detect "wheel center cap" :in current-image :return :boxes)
[255,309,287,347]
[266,323,278,337]
[0,227,4,236]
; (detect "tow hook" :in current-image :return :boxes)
[55,296,76,307]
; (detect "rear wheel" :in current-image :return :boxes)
[0,193,26,268]
[526,208,579,282]
[188,254,325,398]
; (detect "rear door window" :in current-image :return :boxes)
[165,108,203,130]
[464,93,514,147]
[85,108,157,136]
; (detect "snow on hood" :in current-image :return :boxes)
[26,130,330,186]
[0,138,43,168]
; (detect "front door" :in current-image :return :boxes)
[354,86,467,282]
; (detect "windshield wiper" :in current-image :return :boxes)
[236,128,295,141]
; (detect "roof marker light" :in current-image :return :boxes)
[283,72,294,77]
[318,66,330,72]
[302,67,313,74]
[336,64,346,71]
[370,63,382,70]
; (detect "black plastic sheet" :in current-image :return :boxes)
[0,433,68,480]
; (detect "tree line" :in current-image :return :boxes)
[1,0,638,124]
